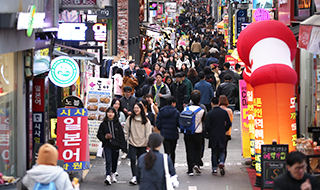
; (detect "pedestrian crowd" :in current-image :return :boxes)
[21,1,245,190]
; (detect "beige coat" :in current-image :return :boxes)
[191,42,202,53]
[124,115,153,147]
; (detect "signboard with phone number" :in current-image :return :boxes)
[261,144,288,189]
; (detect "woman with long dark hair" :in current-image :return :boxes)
[149,63,161,79]
[110,98,126,125]
[137,133,178,189]
[140,99,155,127]
[97,107,127,185]
[179,63,189,76]
[176,52,190,70]
[166,56,176,70]
[124,103,153,185]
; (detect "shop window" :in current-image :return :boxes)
[0,53,17,176]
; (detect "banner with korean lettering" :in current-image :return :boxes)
[33,78,45,147]
[86,77,113,153]
[239,80,251,158]
[57,108,90,171]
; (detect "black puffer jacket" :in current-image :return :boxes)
[156,105,180,140]
[216,81,239,105]
[96,120,127,151]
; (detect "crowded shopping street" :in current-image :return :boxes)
[1,0,320,190]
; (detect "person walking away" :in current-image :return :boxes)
[191,39,202,60]
[142,62,152,76]
[170,73,188,112]
[137,133,179,189]
[120,86,139,117]
[182,72,193,103]
[181,91,205,176]
[218,95,233,162]
[156,96,180,164]
[274,151,320,190]
[22,144,80,190]
[124,103,153,185]
[204,66,217,92]
[205,97,231,176]
[216,75,239,112]
[194,71,215,111]
[219,62,236,84]
[135,68,148,100]
[122,70,139,96]
[198,52,207,70]
[114,68,123,99]
[187,68,200,88]
[97,107,127,185]
[136,77,155,99]
[149,73,171,109]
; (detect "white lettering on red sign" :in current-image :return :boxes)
[62,148,80,161]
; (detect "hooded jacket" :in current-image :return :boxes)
[156,105,180,140]
[124,115,153,147]
[96,119,127,151]
[122,76,138,96]
[22,165,79,190]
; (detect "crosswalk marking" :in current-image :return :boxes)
[188,186,197,190]
[118,160,244,167]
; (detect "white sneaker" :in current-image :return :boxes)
[111,173,117,183]
[104,175,112,185]
[114,172,119,176]
[121,153,127,159]
[129,176,137,185]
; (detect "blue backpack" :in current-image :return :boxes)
[33,181,57,190]
[179,106,202,134]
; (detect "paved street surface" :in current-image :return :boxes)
[80,114,253,190]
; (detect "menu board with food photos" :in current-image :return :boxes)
[86,78,113,120]
[86,77,113,153]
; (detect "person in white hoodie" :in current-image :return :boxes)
[22,143,80,190]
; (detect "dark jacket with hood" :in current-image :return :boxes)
[170,81,188,112]
[96,119,127,151]
[135,69,147,98]
[156,105,180,140]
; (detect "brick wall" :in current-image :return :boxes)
[117,0,129,58]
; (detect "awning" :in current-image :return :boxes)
[298,13,320,54]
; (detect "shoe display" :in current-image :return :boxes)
[104,175,112,185]
[121,153,127,159]
[111,173,117,183]
[212,170,218,175]
[129,176,137,185]
[219,164,225,176]
[193,165,201,173]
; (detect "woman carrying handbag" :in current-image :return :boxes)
[137,133,179,190]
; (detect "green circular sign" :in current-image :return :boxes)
[49,56,79,87]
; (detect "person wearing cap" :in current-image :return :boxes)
[125,60,137,75]
[22,143,80,190]
[137,133,178,189]
[170,73,188,112]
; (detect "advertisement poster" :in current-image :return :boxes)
[86,77,113,152]
[32,78,45,147]
[239,80,251,158]
[56,108,90,171]
[252,0,273,9]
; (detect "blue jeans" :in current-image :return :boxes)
[104,147,120,176]
[211,146,225,170]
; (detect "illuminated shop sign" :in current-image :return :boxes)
[57,23,107,42]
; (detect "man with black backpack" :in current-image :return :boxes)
[180,91,205,176]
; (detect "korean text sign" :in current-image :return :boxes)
[261,144,288,189]
[57,108,90,171]
[239,80,251,158]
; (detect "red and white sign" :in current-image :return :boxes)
[57,108,90,171]
[299,25,313,50]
